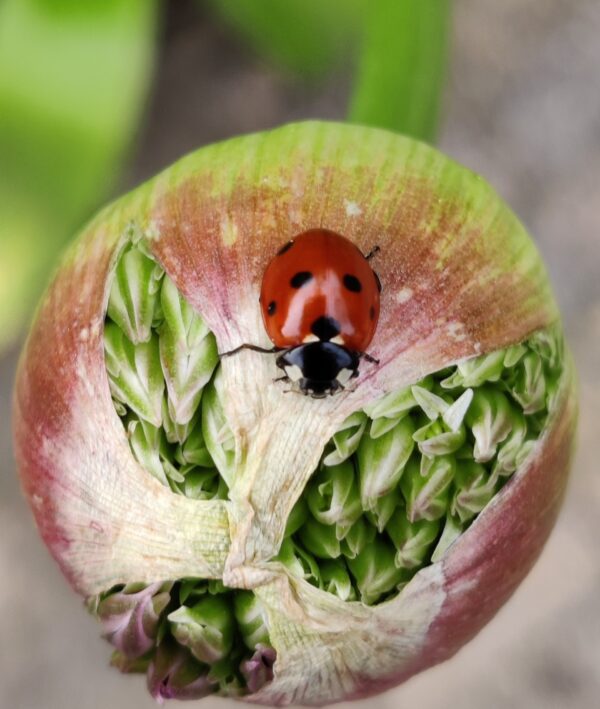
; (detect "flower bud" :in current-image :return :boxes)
[401,455,456,522]
[168,595,235,664]
[365,487,400,532]
[451,460,498,523]
[385,512,440,570]
[508,350,547,414]
[275,538,321,587]
[106,238,164,345]
[298,516,342,560]
[347,538,406,605]
[364,381,422,424]
[93,581,172,659]
[320,560,358,602]
[14,122,576,705]
[283,496,309,537]
[147,639,214,702]
[201,371,236,486]
[209,655,247,697]
[306,460,362,538]
[322,411,368,465]
[125,416,169,486]
[158,275,219,426]
[240,645,277,695]
[104,323,164,426]
[179,468,224,501]
[430,514,464,562]
[339,516,378,559]
[357,417,415,510]
[234,591,272,650]
[465,387,515,463]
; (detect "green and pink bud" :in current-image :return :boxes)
[13,122,576,705]
[147,639,214,702]
[92,581,173,659]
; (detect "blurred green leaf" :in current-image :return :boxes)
[208,0,365,78]
[0,0,157,351]
[348,0,450,141]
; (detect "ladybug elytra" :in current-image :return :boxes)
[223,228,381,397]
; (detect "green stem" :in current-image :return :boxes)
[348,0,450,142]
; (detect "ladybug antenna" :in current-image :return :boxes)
[359,351,380,365]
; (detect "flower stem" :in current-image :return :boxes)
[348,0,450,142]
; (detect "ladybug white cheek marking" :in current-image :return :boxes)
[330,335,345,346]
[302,334,320,344]
[284,364,303,382]
[336,368,354,386]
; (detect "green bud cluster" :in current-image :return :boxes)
[102,237,565,689]
[281,326,564,605]
[104,232,225,498]
[90,579,275,700]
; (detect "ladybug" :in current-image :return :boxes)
[222,228,382,397]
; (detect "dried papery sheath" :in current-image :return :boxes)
[13,122,576,705]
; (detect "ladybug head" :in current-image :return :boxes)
[276,342,359,398]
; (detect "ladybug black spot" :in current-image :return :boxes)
[268,301,277,316]
[277,240,294,256]
[374,271,382,293]
[290,271,313,288]
[369,306,375,320]
[311,315,341,341]
[343,274,362,293]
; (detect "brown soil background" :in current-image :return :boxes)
[1,1,599,707]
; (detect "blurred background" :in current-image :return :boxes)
[1,0,599,707]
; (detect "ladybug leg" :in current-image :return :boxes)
[282,387,302,396]
[359,351,380,365]
[219,343,283,358]
[364,245,381,261]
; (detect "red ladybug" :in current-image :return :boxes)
[223,228,381,397]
